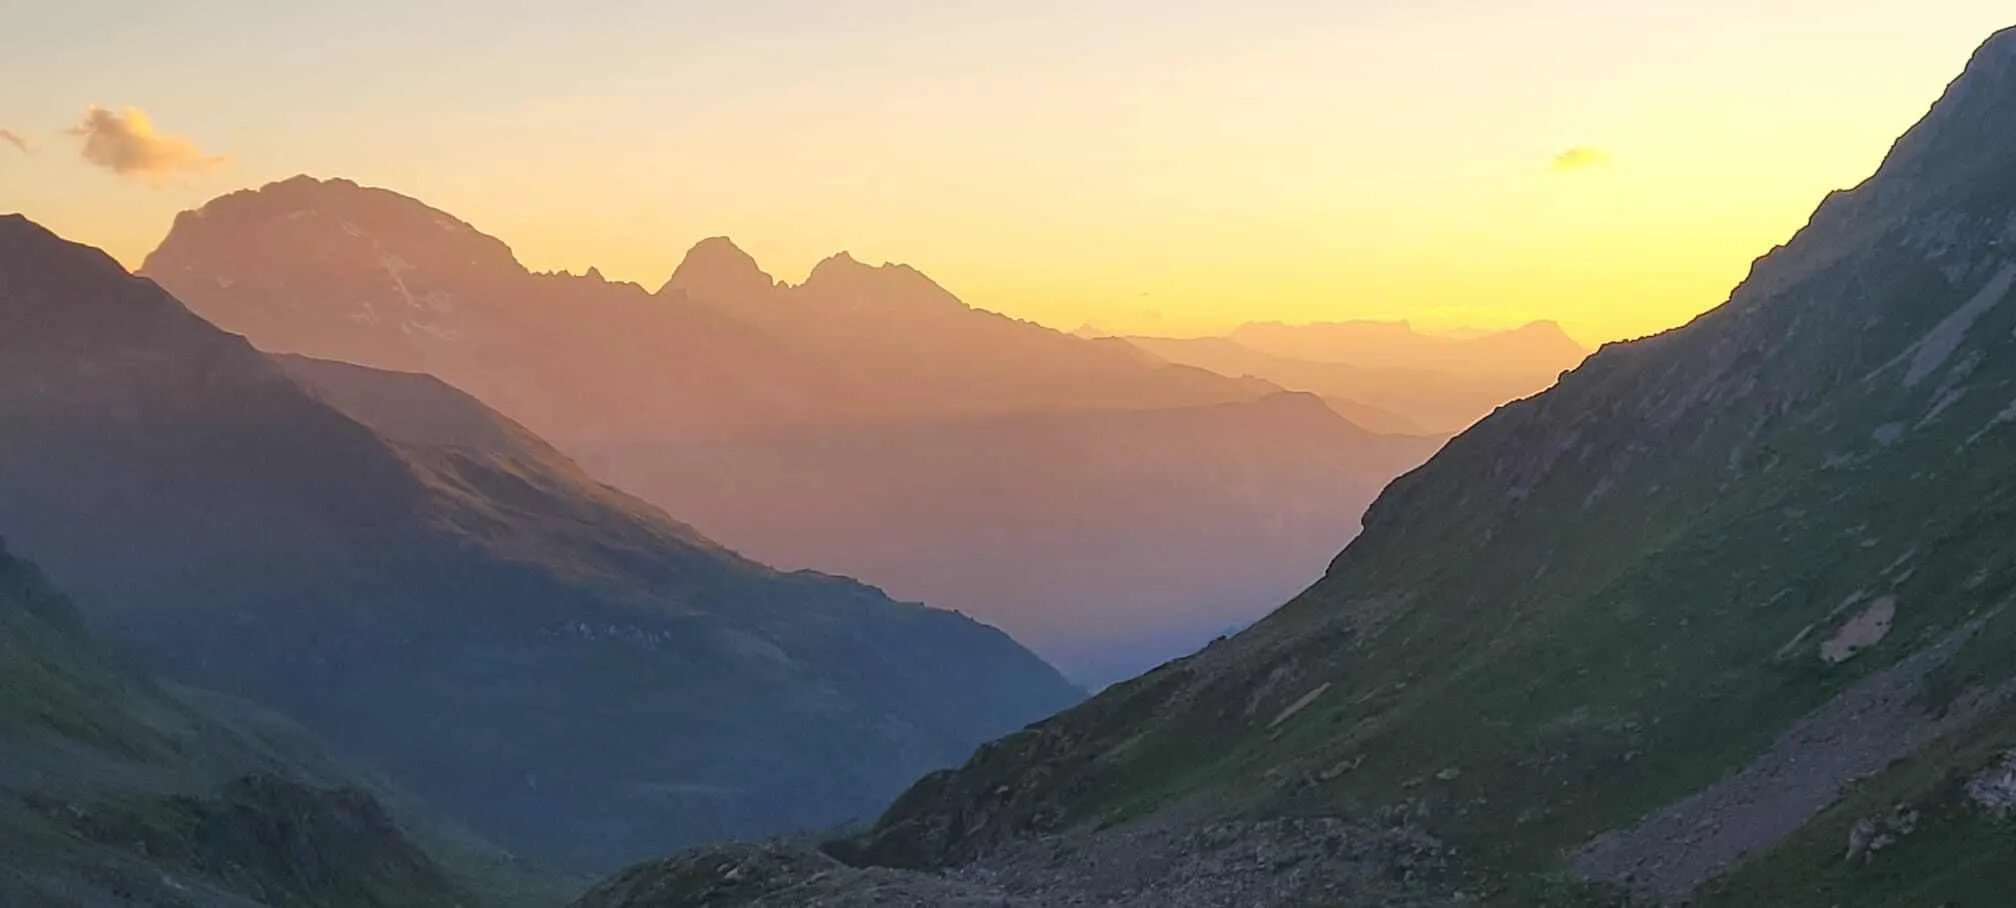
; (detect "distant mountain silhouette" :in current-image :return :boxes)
[618,391,1441,684]
[1231,318,1588,377]
[143,180,1444,684]
[0,214,1080,869]
[1120,323,1590,434]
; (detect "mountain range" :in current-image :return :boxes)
[585,24,2016,907]
[0,215,1080,872]
[141,184,1448,684]
[1115,320,1589,435]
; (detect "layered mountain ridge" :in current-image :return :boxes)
[1117,320,1590,435]
[142,183,1447,684]
[0,215,1081,871]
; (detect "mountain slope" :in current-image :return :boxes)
[0,215,1081,870]
[815,25,2016,906]
[0,541,489,908]
[141,185,1442,683]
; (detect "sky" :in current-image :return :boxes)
[1,2,2011,346]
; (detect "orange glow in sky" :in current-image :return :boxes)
[3,2,2012,345]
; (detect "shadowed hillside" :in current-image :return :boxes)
[0,216,1081,870]
[0,540,518,907]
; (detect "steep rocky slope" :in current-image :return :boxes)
[140,184,1442,684]
[591,25,2016,907]
[0,216,1080,870]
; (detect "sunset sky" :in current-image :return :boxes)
[3,2,2010,345]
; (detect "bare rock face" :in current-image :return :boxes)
[1821,596,1898,664]
[1845,806,1920,863]
[1965,752,2016,819]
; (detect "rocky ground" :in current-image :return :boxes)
[1568,613,2016,901]
[571,814,1456,908]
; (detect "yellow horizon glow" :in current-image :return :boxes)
[3,4,2011,347]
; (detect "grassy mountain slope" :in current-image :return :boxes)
[0,541,504,907]
[836,25,2016,905]
[0,216,1081,870]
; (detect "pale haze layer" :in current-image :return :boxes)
[2,1,2011,343]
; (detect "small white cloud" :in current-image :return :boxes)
[67,106,229,182]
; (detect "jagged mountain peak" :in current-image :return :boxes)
[141,176,546,371]
[657,235,777,302]
[1807,25,2016,230]
[146,174,525,283]
[800,250,964,311]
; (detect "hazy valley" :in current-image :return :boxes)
[141,180,1491,685]
[5,14,2016,908]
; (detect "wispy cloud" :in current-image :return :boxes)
[1549,146,1610,174]
[0,129,28,154]
[67,106,228,181]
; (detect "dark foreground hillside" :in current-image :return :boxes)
[0,541,552,906]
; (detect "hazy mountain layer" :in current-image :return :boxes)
[592,392,1441,685]
[141,184,1441,683]
[1229,318,1588,378]
[584,25,2016,907]
[1122,325,1588,435]
[0,216,1080,870]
